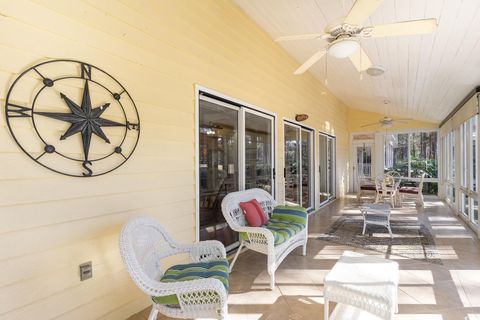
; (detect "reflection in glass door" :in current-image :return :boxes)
[319,133,336,205]
[198,95,275,250]
[284,124,300,205]
[245,110,274,194]
[284,123,314,209]
[199,99,239,248]
[301,129,313,209]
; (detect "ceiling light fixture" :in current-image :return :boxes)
[367,65,386,76]
[328,37,359,59]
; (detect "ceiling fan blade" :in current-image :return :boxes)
[365,18,437,38]
[393,118,413,121]
[361,122,380,127]
[344,0,383,26]
[294,48,327,75]
[349,47,372,72]
[275,33,327,42]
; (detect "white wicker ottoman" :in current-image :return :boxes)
[324,251,399,320]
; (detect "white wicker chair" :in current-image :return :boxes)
[375,174,397,208]
[119,216,228,320]
[398,173,426,207]
[356,174,377,202]
[221,188,308,290]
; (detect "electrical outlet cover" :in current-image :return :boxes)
[79,261,92,281]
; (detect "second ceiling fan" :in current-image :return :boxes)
[276,0,438,75]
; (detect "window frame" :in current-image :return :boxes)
[443,115,479,225]
[383,129,440,190]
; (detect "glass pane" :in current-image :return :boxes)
[384,133,409,176]
[444,136,448,181]
[284,125,300,205]
[301,130,312,209]
[245,112,273,194]
[452,186,456,205]
[462,193,469,216]
[410,132,438,178]
[473,199,478,224]
[451,131,456,181]
[357,145,372,176]
[422,182,438,195]
[461,123,467,187]
[472,116,477,192]
[328,138,335,198]
[319,134,329,204]
[199,100,239,248]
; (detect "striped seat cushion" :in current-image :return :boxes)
[240,205,307,246]
[265,218,305,245]
[152,259,229,306]
[271,205,308,227]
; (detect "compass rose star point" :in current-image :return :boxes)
[35,80,124,161]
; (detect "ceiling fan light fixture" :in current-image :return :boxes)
[328,37,359,59]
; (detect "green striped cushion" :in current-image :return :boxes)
[152,259,229,306]
[271,205,307,226]
[239,205,307,246]
[266,218,305,245]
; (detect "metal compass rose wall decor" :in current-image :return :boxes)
[5,59,140,177]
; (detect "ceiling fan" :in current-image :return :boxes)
[276,0,438,75]
[361,116,411,128]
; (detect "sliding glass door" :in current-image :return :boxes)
[199,99,239,249]
[244,110,274,194]
[301,130,313,209]
[319,133,336,205]
[284,123,314,210]
[284,125,300,205]
[198,95,274,249]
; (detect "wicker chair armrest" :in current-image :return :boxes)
[236,226,275,246]
[145,277,228,302]
[183,240,227,262]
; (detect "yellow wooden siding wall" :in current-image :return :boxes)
[0,0,349,319]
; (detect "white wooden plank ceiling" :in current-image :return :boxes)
[234,0,480,123]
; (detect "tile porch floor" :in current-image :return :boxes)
[128,196,480,320]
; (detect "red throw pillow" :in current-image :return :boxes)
[239,201,262,227]
[251,199,268,225]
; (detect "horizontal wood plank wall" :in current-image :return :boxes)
[0,0,349,318]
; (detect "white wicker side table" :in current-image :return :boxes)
[359,203,393,238]
[324,251,399,320]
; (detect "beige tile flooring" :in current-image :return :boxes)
[128,196,480,320]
